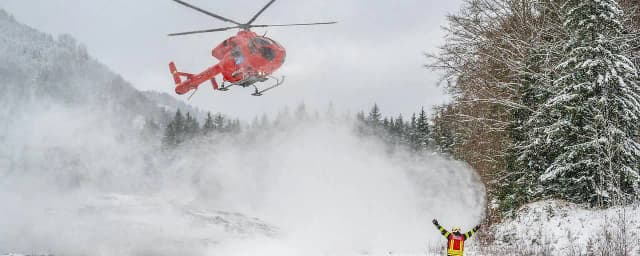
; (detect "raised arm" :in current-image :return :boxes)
[463,224,481,240]
[432,219,450,238]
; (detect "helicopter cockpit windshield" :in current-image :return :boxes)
[249,37,276,61]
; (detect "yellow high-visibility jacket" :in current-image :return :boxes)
[434,223,479,256]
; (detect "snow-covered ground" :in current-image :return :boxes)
[0,115,486,256]
[487,200,640,255]
[0,193,279,256]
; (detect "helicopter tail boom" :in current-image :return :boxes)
[169,62,222,95]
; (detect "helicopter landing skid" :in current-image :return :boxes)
[218,81,233,91]
[252,76,285,96]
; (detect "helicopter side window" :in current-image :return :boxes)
[231,47,242,58]
[231,47,245,64]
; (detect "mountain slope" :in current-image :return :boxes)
[0,10,279,256]
[0,9,200,127]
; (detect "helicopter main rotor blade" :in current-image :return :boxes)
[250,21,338,28]
[168,26,240,36]
[172,0,242,25]
[246,0,276,25]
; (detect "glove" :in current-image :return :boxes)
[432,219,439,225]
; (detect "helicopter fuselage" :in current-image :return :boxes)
[171,30,286,95]
[213,30,286,84]
[167,0,335,96]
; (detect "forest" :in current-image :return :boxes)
[427,0,640,221]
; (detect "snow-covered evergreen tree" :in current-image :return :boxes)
[415,107,431,151]
[367,104,382,125]
[405,113,417,151]
[214,114,225,132]
[185,112,200,137]
[528,0,640,206]
[203,112,215,134]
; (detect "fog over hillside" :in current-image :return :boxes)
[0,9,201,129]
[0,9,486,256]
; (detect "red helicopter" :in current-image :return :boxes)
[168,0,337,97]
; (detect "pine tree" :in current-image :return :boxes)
[214,114,225,132]
[162,122,177,147]
[184,112,200,137]
[230,119,242,133]
[394,114,407,145]
[173,109,186,145]
[367,104,382,126]
[408,113,419,151]
[503,41,564,212]
[203,112,215,134]
[431,105,457,155]
[415,107,431,151]
[527,0,640,206]
[162,109,185,147]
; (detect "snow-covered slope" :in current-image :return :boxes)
[0,193,279,256]
[487,200,640,255]
[0,9,200,127]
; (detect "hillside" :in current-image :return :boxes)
[0,9,201,127]
[0,9,279,256]
[484,200,640,255]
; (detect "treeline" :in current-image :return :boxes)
[427,0,640,217]
[355,104,435,152]
[161,110,241,148]
[157,103,439,154]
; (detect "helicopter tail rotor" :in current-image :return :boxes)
[169,62,182,85]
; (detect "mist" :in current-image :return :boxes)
[0,105,485,256]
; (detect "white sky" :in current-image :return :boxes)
[0,0,462,120]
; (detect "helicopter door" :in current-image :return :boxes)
[230,46,245,65]
[213,39,239,60]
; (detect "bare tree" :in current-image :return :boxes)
[427,0,567,219]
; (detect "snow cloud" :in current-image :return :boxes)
[0,107,485,256]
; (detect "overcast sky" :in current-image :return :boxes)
[1,0,462,120]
